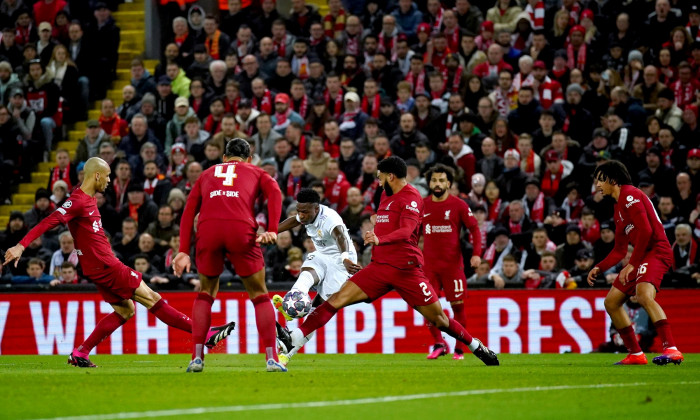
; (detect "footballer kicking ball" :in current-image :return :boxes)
[282,291,312,318]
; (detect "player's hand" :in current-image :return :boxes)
[364,230,379,246]
[172,252,191,277]
[470,255,481,268]
[370,214,377,225]
[619,264,635,285]
[587,267,600,286]
[3,244,25,268]
[343,259,362,275]
[256,231,278,244]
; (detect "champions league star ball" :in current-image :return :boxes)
[282,291,312,318]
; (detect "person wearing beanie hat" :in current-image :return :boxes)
[627,50,643,65]
[567,24,588,71]
[566,83,584,96]
[655,87,684,131]
[495,146,527,202]
[551,78,594,140]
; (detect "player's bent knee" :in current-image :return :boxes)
[432,312,450,329]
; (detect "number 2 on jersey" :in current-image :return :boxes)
[215,164,238,186]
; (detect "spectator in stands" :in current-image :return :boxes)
[187,45,211,81]
[655,87,683,131]
[341,186,372,236]
[165,97,195,151]
[303,136,330,180]
[142,160,173,206]
[130,58,156,98]
[86,3,119,99]
[166,62,191,99]
[117,85,138,120]
[121,114,162,167]
[24,59,59,161]
[145,204,179,252]
[49,261,78,285]
[495,148,527,202]
[24,187,54,230]
[0,61,21,105]
[265,230,293,283]
[12,257,54,284]
[252,113,282,159]
[288,0,322,38]
[0,28,22,69]
[100,99,127,140]
[48,230,77,278]
[118,182,158,234]
[555,224,590,271]
[323,158,351,211]
[177,160,202,194]
[253,0,280,39]
[200,140,222,170]
[75,120,109,163]
[488,253,523,289]
[271,93,304,135]
[49,179,68,207]
[0,211,27,255]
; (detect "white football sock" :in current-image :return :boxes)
[288,331,315,359]
[291,328,310,347]
[467,339,480,352]
[291,271,315,294]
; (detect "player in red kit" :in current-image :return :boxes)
[3,158,235,368]
[587,161,683,366]
[172,139,286,372]
[422,164,482,360]
[274,156,499,366]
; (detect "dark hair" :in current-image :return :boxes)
[377,156,407,178]
[502,254,517,263]
[309,180,325,189]
[296,188,321,204]
[425,163,455,185]
[592,160,633,186]
[132,253,149,262]
[224,138,251,159]
[60,261,75,270]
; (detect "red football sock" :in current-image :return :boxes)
[653,319,676,349]
[451,303,467,353]
[427,323,447,347]
[191,293,214,360]
[618,325,643,354]
[299,301,338,337]
[252,294,278,362]
[76,312,127,356]
[150,299,192,333]
[438,318,474,349]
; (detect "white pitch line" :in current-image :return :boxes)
[32,381,700,420]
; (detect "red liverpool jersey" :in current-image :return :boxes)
[20,188,121,277]
[422,195,481,271]
[372,184,424,269]
[179,161,282,253]
[597,185,673,272]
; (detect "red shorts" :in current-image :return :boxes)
[613,253,672,296]
[424,266,467,302]
[349,261,439,307]
[90,263,142,304]
[195,220,264,278]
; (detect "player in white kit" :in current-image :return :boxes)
[273,188,361,365]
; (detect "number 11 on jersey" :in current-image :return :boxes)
[215,164,238,186]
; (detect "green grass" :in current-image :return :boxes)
[0,354,698,420]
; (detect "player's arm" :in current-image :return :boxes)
[174,178,203,276]
[277,216,302,233]
[626,201,654,269]
[3,205,74,267]
[368,212,420,245]
[588,230,629,286]
[256,172,283,244]
[332,225,361,274]
[461,204,482,267]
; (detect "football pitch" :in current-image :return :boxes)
[1,354,698,420]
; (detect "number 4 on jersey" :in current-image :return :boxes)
[215,164,238,186]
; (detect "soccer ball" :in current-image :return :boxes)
[282,291,312,318]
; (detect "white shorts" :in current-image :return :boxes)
[302,251,355,300]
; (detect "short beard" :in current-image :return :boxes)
[431,188,445,198]
[383,183,394,197]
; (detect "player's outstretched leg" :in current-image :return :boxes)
[633,283,684,366]
[450,302,468,360]
[69,300,133,368]
[604,287,647,365]
[417,302,499,366]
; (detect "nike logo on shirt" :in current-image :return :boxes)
[89,211,95,215]
[424,296,432,302]
[455,293,463,298]
[423,213,431,217]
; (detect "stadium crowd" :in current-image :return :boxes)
[1,0,699,291]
